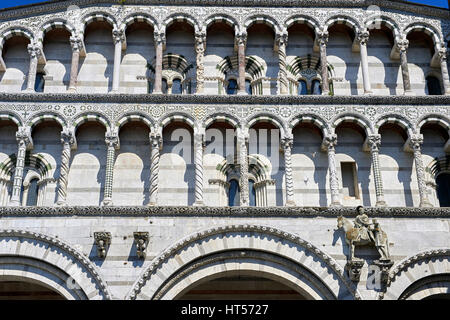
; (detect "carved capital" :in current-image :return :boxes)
[133,232,149,259]
[367,134,382,152]
[112,28,125,45]
[409,134,423,151]
[281,137,293,150]
[195,31,206,51]
[154,31,166,46]
[323,134,337,149]
[69,35,83,53]
[275,31,288,47]
[235,32,247,47]
[345,260,364,282]
[27,43,43,59]
[94,231,111,259]
[61,126,76,146]
[396,38,409,53]
[16,126,32,149]
[105,132,120,149]
[357,29,370,46]
[150,132,163,149]
[317,31,329,46]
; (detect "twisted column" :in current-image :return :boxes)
[358,29,372,95]
[236,32,247,95]
[238,128,249,206]
[26,43,42,92]
[193,129,205,206]
[112,28,125,93]
[68,36,82,92]
[396,38,413,95]
[9,127,32,206]
[438,47,450,95]
[56,127,75,205]
[153,31,165,94]
[367,134,386,207]
[276,31,289,95]
[195,31,206,94]
[148,132,162,206]
[317,31,330,95]
[323,134,341,206]
[101,132,119,206]
[409,135,433,207]
[282,136,295,206]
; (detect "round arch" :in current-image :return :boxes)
[122,13,158,33]
[204,113,240,129]
[38,19,76,41]
[0,111,23,127]
[364,16,400,39]
[284,15,320,34]
[324,15,361,35]
[244,15,280,33]
[159,112,196,130]
[0,229,112,300]
[404,22,442,48]
[163,13,200,32]
[382,249,450,300]
[27,112,66,133]
[332,113,374,137]
[417,114,450,133]
[289,113,330,137]
[116,113,155,132]
[126,224,361,300]
[246,113,287,139]
[82,12,117,34]
[72,113,111,134]
[204,14,239,33]
[375,114,415,137]
[0,26,34,49]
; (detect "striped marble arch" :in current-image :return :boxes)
[0,112,22,127]
[247,114,286,137]
[204,113,240,129]
[289,114,330,136]
[364,16,400,39]
[123,13,157,32]
[82,12,117,31]
[27,113,66,131]
[375,115,414,136]
[244,15,280,32]
[204,14,239,32]
[163,14,199,31]
[116,113,154,131]
[417,115,450,133]
[159,113,195,129]
[72,113,110,133]
[284,15,320,34]
[325,15,361,34]
[40,20,76,39]
[404,22,442,47]
[0,27,33,49]
[332,114,373,137]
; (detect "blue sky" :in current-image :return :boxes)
[0,0,448,9]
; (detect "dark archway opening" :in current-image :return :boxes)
[0,281,65,300]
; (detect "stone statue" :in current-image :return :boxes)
[337,206,391,262]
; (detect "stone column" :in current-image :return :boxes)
[68,36,82,92]
[101,132,119,206]
[438,47,450,95]
[153,31,165,94]
[111,28,124,93]
[195,32,206,94]
[236,32,247,95]
[276,31,289,95]
[323,134,341,206]
[193,128,205,206]
[396,38,413,95]
[409,135,433,207]
[281,136,295,206]
[26,44,42,92]
[238,128,249,206]
[358,30,372,95]
[9,127,32,206]
[367,134,386,207]
[56,127,76,205]
[317,31,330,95]
[148,132,162,206]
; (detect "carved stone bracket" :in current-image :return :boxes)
[133,232,149,259]
[346,260,364,282]
[94,231,111,259]
[373,259,394,285]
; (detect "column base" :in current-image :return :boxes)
[147,202,157,206]
[285,200,296,207]
[330,201,343,207]
[25,88,35,93]
[8,200,20,207]
[375,200,387,207]
[101,198,113,206]
[110,90,120,94]
[193,201,204,206]
[321,91,330,96]
[152,91,162,95]
[403,90,416,96]
[56,200,67,206]
[363,90,373,95]
[420,200,433,208]
[237,91,248,96]
[67,87,77,93]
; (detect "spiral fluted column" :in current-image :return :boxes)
[282,136,295,206]
[323,134,341,206]
[193,129,205,206]
[367,135,386,207]
[56,127,75,205]
[101,133,119,206]
[148,132,162,206]
[9,127,32,206]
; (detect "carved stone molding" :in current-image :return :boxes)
[94,231,112,259]
[133,232,149,259]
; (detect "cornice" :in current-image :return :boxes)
[0,206,449,217]
[1,93,450,106]
[0,0,448,22]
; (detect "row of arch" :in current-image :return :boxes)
[0,226,447,300]
[0,11,444,48]
[1,110,448,138]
